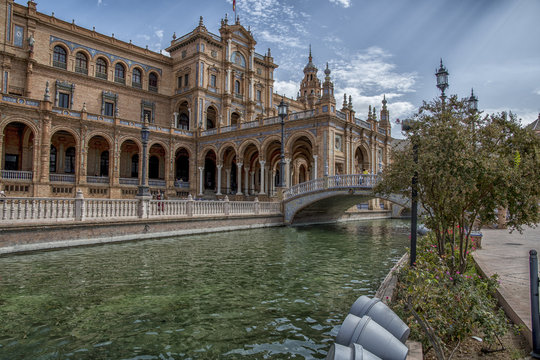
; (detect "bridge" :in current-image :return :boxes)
[282,174,410,224]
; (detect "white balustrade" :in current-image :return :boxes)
[87,176,109,184]
[283,174,379,200]
[119,177,139,185]
[1,170,33,181]
[50,174,76,183]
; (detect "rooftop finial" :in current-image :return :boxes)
[343,93,347,107]
[199,16,204,26]
[382,94,387,106]
[309,44,312,62]
[172,32,176,40]
[348,95,353,110]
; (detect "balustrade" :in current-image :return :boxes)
[50,174,76,183]
[1,170,33,181]
[283,174,378,200]
[87,176,109,184]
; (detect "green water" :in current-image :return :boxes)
[0,219,409,360]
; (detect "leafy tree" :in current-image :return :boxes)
[375,96,540,272]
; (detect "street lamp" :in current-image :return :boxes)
[435,59,449,102]
[467,88,478,111]
[401,119,418,267]
[277,97,288,187]
[137,113,151,197]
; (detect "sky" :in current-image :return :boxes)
[19,0,540,138]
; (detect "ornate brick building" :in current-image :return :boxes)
[0,0,392,199]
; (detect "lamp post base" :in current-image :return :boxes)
[137,185,151,198]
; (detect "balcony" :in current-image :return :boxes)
[119,177,139,186]
[95,72,107,80]
[50,174,76,183]
[132,81,142,89]
[75,66,88,75]
[174,180,190,189]
[87,176,109,184]
[149,85,158,93]
[1,170,33,181]
[114,77,126,85]
[53,60,67,69]
[149,179,166,187]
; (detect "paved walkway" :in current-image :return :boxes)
[473,226,540,347]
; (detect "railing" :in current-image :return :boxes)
[87,176,109,184]
[148,179,166,187]
[200,128,218,136]
[337,111,347,120]
[1,170,33,181]
[114,77,126,85]
[0,195,282,224]
[149,85,158,93]
[283,174,379,200]
[220,124,237,133]
[132,82,142,89]
[75,66,88,75]
[50,174,76,183]
[242,120,259,129]
[95,72,107,80]
[378,128,387,135]
[85,199,138,219]
[289,109,316,121]
[355,118,372,130]
[263,116,280,126]
[174,181,190,188]
[119,177,139,186]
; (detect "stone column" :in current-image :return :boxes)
[259,161,266,195]
[225,168,231,194]
[284,158,291,188]
[244,167,250,195]
[313,154,318,180]
[271,170,276,195]
[250,170,255,195]
[39,117,51,182]
[198,166,204,195]
[236,162,243,195]
[216,164,223,195]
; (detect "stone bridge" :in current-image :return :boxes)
[282,174,410,224]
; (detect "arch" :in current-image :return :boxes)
[148,143,166,179]
[231,51,247,68]
[285,130,317,153]
[50,129,77,175]
[174,147,190,182]
[206,106,217,130]
[204,149,217,190]
[198,145,219,163]
[238,139,261,160]
[261,134,282,155]
[53,44,68,69]
[132,67,142,88]
[95,57,108,79]
[217,141,238,161]
[119,138,141,179]
[75,51,88,74]
[114,62,126,83]
[87,135,111,177]
[230,111,240,126]
[84,131,113,148]
[177,100,190,130]
[2,122,35,172]
[354,144,371,174]
[148,72,159,92]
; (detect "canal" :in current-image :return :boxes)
[0,219,409,360]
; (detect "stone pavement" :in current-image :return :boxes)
[473,226,540,348]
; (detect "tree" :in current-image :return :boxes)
[375,96,540,272]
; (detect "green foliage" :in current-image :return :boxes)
[375,97,540,272]
[392,234,510,358]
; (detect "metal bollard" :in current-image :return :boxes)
[530,249,540,358]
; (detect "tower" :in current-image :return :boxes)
[379,95,390,132]
[298,45,321,109]
[320,63,336,113]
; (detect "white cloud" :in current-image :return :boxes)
[274,79,298,99]
[155,30,164,40]
[259,30,304,49]
[97,0,102,5]
[329,0,351,8]
[534,89,540,96]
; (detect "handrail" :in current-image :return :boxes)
[283,174,379,200]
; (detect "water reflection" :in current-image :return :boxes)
[0,219,409,359]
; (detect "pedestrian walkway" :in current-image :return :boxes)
[473,226,540,347]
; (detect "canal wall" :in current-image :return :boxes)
[0,214,283,255]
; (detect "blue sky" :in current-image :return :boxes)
[20,0,540,137]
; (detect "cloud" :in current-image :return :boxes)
[97,0,102,5]
[155,30,164,40]
[329,0,351,8]
[274,79,298,99]
[534,89,540,96]
[258,30,304,49]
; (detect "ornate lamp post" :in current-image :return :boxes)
[402,119,418,267]
[277,98,288,187]
[137,114,151,197]
[467,88,478,111]
[435,59,449,102]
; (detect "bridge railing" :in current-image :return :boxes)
[0,194,281,224]
[283,174,379,200]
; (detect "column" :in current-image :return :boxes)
[244,167,250,195]
[284,158,291,187]
[250,171,255,195]
[259,161,266,195]
[39,117,51,182]
[225,168,231,194]
[271,170,276,195]
[216,164,223,195]
[236,163,243,195]
[198,166,204,195]
[173,112,178,128]
[226,69,231,94]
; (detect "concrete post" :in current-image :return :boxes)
[216,164,223,195]
[224,195,230,216]
[236,163,243,195]
[74,189,85,221]
[254,197,259,215]
[259,160,266,195]
[187,194,193,217]
[198,166,204,196]
[137,195,150,218]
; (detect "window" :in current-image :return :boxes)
[4,154,18,171]
[234,80,240,94]
[75,52,88,74]
[131,154,139,178]
[114,63,125,84]
[256,90,261,101]
[177,76,182,89]
[149,73,158,92]
[14,25,24,47]
[100,151,109,176]
[58,93,70,109]
[53,45,67,69]
[65,147,75,174]
[104,102,114,116]
[132,68,142,88]
[50,145,57,173]
[184,74,189,87]
[96,58,107,79]
[210,74,216,87]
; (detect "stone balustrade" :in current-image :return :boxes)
[283,174,379,200]
[0,193,281,224]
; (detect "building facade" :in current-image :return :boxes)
[0,0,392,200]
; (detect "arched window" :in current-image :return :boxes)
[96,58,107,79]
[231,51,246,68]
[149,155,160,179]
[179,113,189,130]
[53,45,67,69]
[100,150,109,176]
[149,72,158,92]
[206,107,217,130]
[132,68,142,88]
[231,112,240,126]
[49,145,57,173]
[114,63,125,84]
[131,154,139,178]
[65,147,75,174]
[234,80,240,94]
[75,52,88,74]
